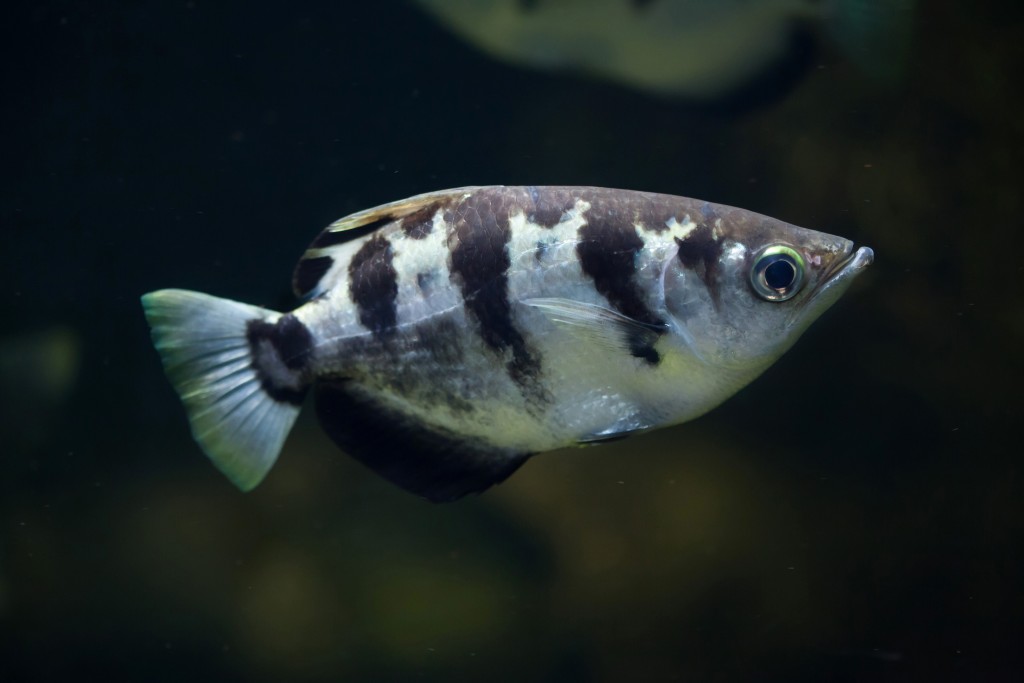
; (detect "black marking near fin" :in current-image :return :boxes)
[528,186,577,228]
[674,221,724,304]
[627,331,661,364]
[315,381,531,502]
[293,187,478,298]
[449,189,541,387]
[274,314,315,369]
[245,316,312,406]
[576,214,666,362]
[310,216,391,249]
[348,233,398,339]
[400,205,437,239]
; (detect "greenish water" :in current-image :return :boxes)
[2,1,1023,681]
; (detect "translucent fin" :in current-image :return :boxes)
[826,0,916,84]
[141,289,307,491]
[521,297,666,364]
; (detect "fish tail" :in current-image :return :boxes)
[141,289,311,491]
[825,0,916,83]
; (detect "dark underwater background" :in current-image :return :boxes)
[2,1,1023,681]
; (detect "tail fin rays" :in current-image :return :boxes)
[141,289,307,491]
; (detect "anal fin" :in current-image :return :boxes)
[314,380,531,503]
[577,431,639,446]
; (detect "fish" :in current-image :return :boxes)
[413,0,916,100]
[141,186,872,502]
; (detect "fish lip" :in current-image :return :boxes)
[787,245,873,325]
[816,245,873,292]
[842,245,874,275]
[822,244,873,282]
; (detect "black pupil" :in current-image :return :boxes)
[764,258,796,290]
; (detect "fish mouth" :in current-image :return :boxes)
[789,244,873,324]
[821,242,872,288]
[822,244,874,283]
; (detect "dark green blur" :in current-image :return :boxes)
[2,1,1022,681]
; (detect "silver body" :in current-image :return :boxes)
[301,196,711,450]
[294,186,864,452]
[143,186,872,500]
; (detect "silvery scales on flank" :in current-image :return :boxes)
[142,186,872,502]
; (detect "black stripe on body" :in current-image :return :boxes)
[273,314,315,369]
[528,186,578,228]
[448,190,541,387]
[401,206,437,239]
[675,220,723,304]
[349,234,399,339]
[576,206,666,364]
[295,194,462,298]
[295,218,397,298]
[246,315,313,405]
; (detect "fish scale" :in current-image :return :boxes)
[142,186,872,501]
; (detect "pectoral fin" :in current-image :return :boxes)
[521,297,666,364]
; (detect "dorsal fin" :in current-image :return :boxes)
[291,187,482,299]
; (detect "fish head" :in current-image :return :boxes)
[661,205,873,375]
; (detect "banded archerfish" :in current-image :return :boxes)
[142,186,872,502]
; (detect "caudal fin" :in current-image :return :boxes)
[141,289,309,491]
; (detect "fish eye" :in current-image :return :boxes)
[750,246,805,301]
